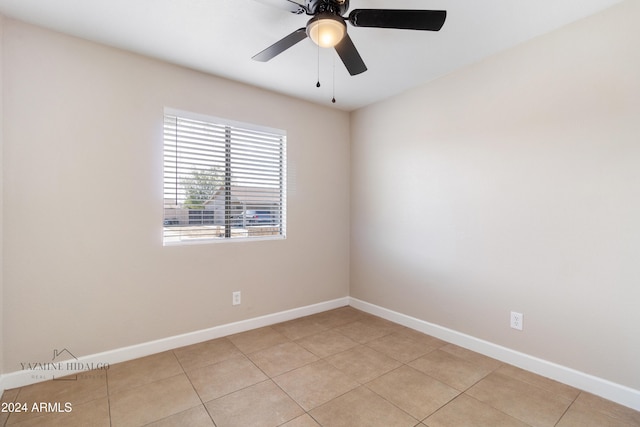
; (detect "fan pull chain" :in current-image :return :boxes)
[316,22,321,88]
[332,54,336,103]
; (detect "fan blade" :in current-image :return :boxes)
[252,28,308,62]
[252,0,305,14]
[348,9,446,31]
[334,34,367,76]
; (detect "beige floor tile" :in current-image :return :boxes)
[1,388,20,402]
[425,394,530,427]
[467,372,573,427]
[366,332,439,363]
[273,360,359,411]
[205,380,303,427]
[227,326,290,354]
[280,414,322,426]
[173,337,242,372]
[296,329,359,358]
[366,365,460,420]
[7,397,110,427]
[309,386,418,427]
[440,344,503,371]
[15,370,107,404]
[107,351,184,394]
[409,349,494,391]
[187,355,267,402]
[394,327,448,348]
[326,345,402,383]
[109,374,201,427]
[248,341,318,377]
[272,316,329,340]
[495,364,580,401]
[1,388,21,426]
[305,306,367,328]
[358,314,407,332]
[8,371,107,425]
[145,405,215,427]
[557,402,638,427]
[335,321,395,344]
[572,392,640,426]
[336,314,404,342]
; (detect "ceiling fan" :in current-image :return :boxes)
[252,0,447,76]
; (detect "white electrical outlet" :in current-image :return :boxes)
[510,311,523,330]
[232,291,241,306]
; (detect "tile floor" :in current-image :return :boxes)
[1,306,639,427]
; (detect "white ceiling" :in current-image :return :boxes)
[0,0,623,111]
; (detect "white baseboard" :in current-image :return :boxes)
[0,297,350,394]
[3,296,638,412]
[349,297,640,412]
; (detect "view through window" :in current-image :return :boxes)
[163,109,286,245]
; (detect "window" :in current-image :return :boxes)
[163,109,286,245]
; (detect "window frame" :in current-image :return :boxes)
[163,108,287,246]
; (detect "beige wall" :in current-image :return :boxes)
[1,19,350,371]
[350,0,640,390]
[0,14,4,376]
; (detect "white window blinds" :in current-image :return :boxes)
[163,109,286,245]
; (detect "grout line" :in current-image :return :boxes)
[360,365,424,424]
[553,391,582,427]
[458,394,535,427]
[178,351,216,425]
[235,333,318,422]
[420,393,466,425]
[105,369,112,427]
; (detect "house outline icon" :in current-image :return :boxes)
[52,348,77,362]
[51,348,78,381]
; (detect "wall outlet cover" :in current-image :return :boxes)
[510,311,523,330]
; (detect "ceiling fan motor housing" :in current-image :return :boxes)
[306,0,349,16]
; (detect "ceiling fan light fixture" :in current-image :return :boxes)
[307,14,346,48]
